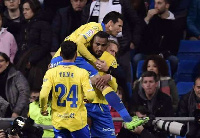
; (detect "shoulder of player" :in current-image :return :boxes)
[86,22,102,31]
[74,66,89,75]
[101,51,114,58]
[46,66,60,74]
[100,51,117,63]
[75,66,87,71]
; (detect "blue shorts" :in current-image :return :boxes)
[53,125,90,138]
[50,56,98,77]
[85,103,116,138]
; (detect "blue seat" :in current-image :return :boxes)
[177,40,200,60]
[136,60,145,79]
[136,60,171,79]
[176,82,194,98]
[175,60,200,82]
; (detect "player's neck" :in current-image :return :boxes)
[62,59,75,63]
[105,24,111,35]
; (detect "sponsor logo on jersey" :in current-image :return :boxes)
[57,113,75,119]
[85,30,95,37]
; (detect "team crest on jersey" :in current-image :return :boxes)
[92,26,99,31]
[111,60,117,67]
[85,30,95,37]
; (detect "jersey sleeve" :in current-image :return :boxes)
[69,24,101,63]
[102,86,115,96]
[100,51,118,91]
[99,51,118,68]
[81,70,95,102]
[39,70,53,112]
[108,77,118,92]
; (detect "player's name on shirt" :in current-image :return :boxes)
[59,72,74,78]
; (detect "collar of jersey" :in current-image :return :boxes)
[101,23,106,32]
[59,62,75,66]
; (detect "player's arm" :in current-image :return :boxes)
[76,38,97,63]
[96,52,118,91]
[67,25,100,64]
[97,53,125,83]
[108,76,118,92]
[96,74,118,92]
[39,70,53,115]
[81,70,95,102]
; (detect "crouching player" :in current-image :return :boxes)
[40,41,95,138]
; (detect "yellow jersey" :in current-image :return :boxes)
[39,62,95,131]
[53,22,105,64]
[91,51,118,104]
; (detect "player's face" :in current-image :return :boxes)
[0,56,9,74]
[154,0,169,15]
[109,18,123,36]
[70,0,87,11]
[147,60,159,75]
[194,78,200,98]
[142,77,158,98]
[106,43,118,57]
[4,0,20,10]
[92,36,108,58]
[23,2,34,20]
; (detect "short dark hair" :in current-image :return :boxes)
[142,55,169,77]
[141,71,159,82]
[102,11,123,24]
[60,41,77,60]
[23,0,41,15]
[0,52,10,62]
[90,31,109,46]
[136,106,150,116]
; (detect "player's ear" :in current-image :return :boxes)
[75,52,77,59]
